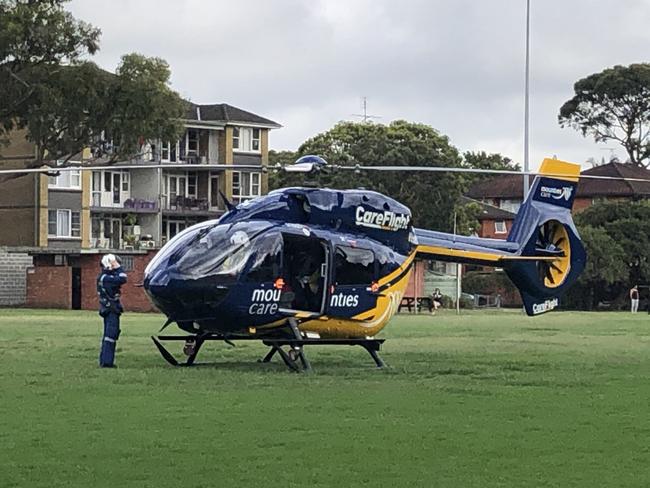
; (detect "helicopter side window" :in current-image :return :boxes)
[246,233,282,282]
[334,246,375,285]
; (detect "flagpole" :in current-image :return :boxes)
[523,0,531,197]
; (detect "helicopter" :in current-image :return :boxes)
[142,155,587,371]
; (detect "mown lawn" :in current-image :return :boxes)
[1,308,649,487]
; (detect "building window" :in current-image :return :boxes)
[188,173,197,198]
[252,128,260,151]
[495,220,507,234]
[186,129,199,156]
[232,127,240,150]
[48,169,81,189]
[499,199,521,213]
[161,140,178,162]
[232,127,261,153]
[120,255,134,272]
[48,209,81,238]
[163,219,196,241]
[122,171,129,192]
[232,172,262,203]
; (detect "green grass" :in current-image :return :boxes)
[2,309,650,487]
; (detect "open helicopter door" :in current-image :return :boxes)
[278,232,330,317]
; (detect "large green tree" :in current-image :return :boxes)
[270,120,480,233]
[0,0,185,182]
[463,151,520,172]
[559,63,650,167]
[565,200,650,309]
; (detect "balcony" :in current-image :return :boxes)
[91,193,159,214]
[91,235,158,251]
[162,195,217,218]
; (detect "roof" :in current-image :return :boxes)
[466,175,524,200]
[577,162,650,197]
[184,102,281,128]
[460,196,517,221]
[466,162,650,200]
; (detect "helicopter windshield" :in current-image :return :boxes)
[145,219,217,277]
[168,221,274,280]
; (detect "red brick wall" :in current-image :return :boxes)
[403,261,426,298]
[573,197,592,213]
[26,252,158,312]
[479,219,514,239]
[26,266,71,308]
[80,252,158,313]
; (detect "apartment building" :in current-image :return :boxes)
[0,102,280,310]
[0,102,280,251]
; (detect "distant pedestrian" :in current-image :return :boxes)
[97,254,127,368]
[431,288,443,314]
[630,285,639,313]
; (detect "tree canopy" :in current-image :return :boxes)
[559,63,650,167]
[0,0,185,182]
[565,200,650,309]
[270,120,482,234]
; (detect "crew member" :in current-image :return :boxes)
[97,254,127,367]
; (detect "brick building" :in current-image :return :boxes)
[25,251,156,312]
[461,196,517,240]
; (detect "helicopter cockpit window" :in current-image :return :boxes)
[334,246,375,285]
[170,221,272,279]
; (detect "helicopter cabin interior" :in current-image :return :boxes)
[277,233,378,315]
[280,234,328,313]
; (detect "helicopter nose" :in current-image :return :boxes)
[143,267,175,315]
[144,264,231,321]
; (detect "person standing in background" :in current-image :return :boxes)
[630,285,639,313]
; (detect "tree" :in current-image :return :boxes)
[463,151,520,172]
[564,200,650,309]
[0,0,185,183]
[462,151,521,188]
[270,120,473,232]
[559,63,650,167]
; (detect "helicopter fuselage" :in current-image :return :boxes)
[144,187,416,338]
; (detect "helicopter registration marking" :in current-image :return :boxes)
[249,288,281,315]
[355,207,410,232]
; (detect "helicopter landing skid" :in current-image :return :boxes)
[151,333,387,372]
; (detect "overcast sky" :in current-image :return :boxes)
[68,0,650,170]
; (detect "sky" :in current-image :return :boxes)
[68,0,650,170]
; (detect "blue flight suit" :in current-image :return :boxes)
[97,266,127,367]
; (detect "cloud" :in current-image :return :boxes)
[68,0,650,169]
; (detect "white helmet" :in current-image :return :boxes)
[101,254,117,269]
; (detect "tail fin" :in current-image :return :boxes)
[505,159,586,315]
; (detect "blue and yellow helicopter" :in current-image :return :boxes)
[144,156,586,371]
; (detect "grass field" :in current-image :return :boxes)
[1,309,650,487]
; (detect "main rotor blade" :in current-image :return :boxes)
[333,165,650,184]
[0,163,267,175]
[4,161,650,184]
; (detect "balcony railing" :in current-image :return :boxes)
[163,196,209,211]
[91,236,158,251]
[91,194,158,212]
[124,198,158,211]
